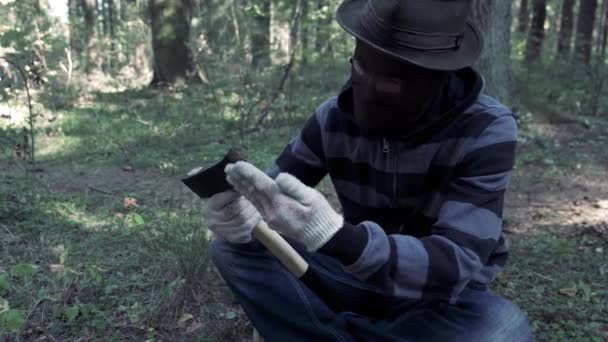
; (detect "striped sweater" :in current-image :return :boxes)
[268,68,517,304]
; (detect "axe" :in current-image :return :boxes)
[182,149,347,311]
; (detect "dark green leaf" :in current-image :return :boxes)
[0,273,10,292]
[65,305,79,322]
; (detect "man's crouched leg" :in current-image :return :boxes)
[210,237,532,342]
[209,238,353,342]
[369,286,534,342]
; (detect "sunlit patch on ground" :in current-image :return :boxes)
[0,103,27,126]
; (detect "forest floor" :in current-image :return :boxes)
[1,88,607,341]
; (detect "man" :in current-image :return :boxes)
[203,0,533,340]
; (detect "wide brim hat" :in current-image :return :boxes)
[336,0,483,71]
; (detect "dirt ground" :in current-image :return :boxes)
[505,121,608,240]
[14,119,605,242]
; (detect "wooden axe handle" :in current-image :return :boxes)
[252,221,309,277]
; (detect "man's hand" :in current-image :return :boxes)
[225,161,344,252]
[201,190,262,244]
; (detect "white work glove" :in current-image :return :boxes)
[201,190,262,244]
[225,161,344,252]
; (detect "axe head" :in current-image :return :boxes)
[182,148,245,198]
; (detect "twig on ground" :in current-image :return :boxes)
[88,186,115,196]
[15,298,46,342]
[530,271,555,282]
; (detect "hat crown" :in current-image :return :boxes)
[336,0,482,70]
[359,0,471,53]
[369,0,471,35]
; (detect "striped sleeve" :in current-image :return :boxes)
[266,100,332,187]
[342,114,517,301]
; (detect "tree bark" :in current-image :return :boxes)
[574,0,598,66]
[601,1,608,59]
[314,0,332,55]
[202,0,222,55]
[251,0,271,69]
[518,0,530,33]
[107,0,116,70]
[68,0,83,70]
[301,0,310,64]
[470,0,515,106]
[101,0,108,36]
[524,0,547,63]
[149,0,200,86]
[556,0,576,59]
[82,0,101,73]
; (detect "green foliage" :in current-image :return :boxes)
[0,306,25,333]
[64,305,80,322]
[11,264,39,281]
[37,75,85,111]
[142,210,211,290]
[0,274,10,293]
[0,271,25,334]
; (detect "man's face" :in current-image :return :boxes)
[349,41,448,135]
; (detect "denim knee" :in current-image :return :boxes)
[209,238,268,275]
[474,294,533,342]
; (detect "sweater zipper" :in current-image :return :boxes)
[383,138,398,200]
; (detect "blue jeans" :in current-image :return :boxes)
[210,238,533,342]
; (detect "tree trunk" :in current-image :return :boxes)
[574,0,598,66]
[556,0,576,59]
[301,0,310,64]
[524,0,547,63]
[149,0,200,86]
[470,0,516,106]
[68,0,83,70]
[107,0,116,71]
[601,1,608,59]
[518,0,530,33]
[251,0,271,69]
[101,0,108,36]
[314,0,332,55]
[202,0,222,55]
[82,0,101,73]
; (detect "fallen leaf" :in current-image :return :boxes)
[49,264,65,277]
[177,313,194,329]
[123,197,138,209]
[559,287,578,297]
[51,245,64,257]
[186,320,203,334]
[0,298,9,312]
[224,310,237,320]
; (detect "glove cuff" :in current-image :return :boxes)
[299,208,344,252]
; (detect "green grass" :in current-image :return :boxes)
[0,67,325,340]
[494,234,608,341]
[1,62,607,340]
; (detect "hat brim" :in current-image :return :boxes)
[336,0,483,71]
